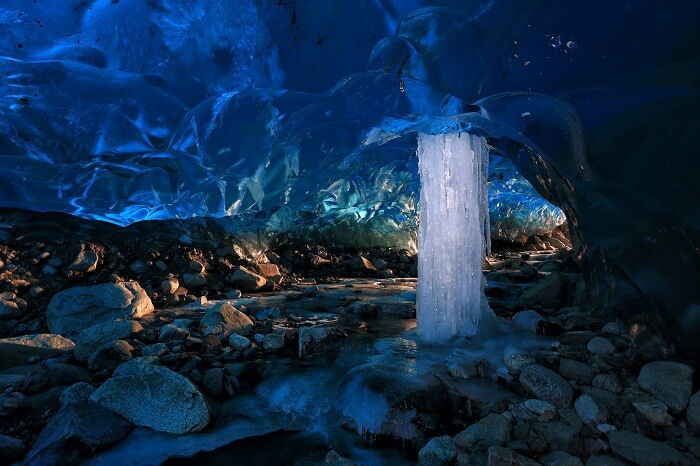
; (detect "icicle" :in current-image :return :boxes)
[416,132,490,342]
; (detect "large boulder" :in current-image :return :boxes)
[47,281,154,335]
[229,267,266,292]
[637,361,694,413]
[200,302,253,337]
[519,364,574,408]
[74,320,144,361]
[454,414,512,450]
[0,334,75,371]
[418,436,457,466]
[607,430,691,466]
[23,404,131,466]
[89,365,211,434]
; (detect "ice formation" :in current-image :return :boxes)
[0,0,697,350]
[416,133,490,342]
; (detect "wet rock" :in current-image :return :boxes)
[182,273,207,289]
[520,364,574,408]
[0,334,75,370]
[455,414,512,450]
[520,272,568,307]
[47,281,154,335]
[189,260,205,273]
[298,326,346,358]
[226,289,242,299]
[637,361,694,413]
[587,337,615,355]
[503,346,535,374]
[90,365,210,434]
[529,421,580,453]
[632,399,674,426]
[229,267,266,291]
[228,333,251,351]
[75,320,144,360]
[574,394,608,425]
[418,436,457,466]
[160,278,179,295]
[69,250,98,273]
[0,434,24,464]
[687,391,700,427]
[59,382,95,407]
[607,430,691,466]
[200,302,253,337]
[263,333,285,351]
[23,404,131,466]
[446,349,478,379]
[512,310,544,332]
[485,446,540,466]
[541,450,583,466]
[87,340,135,373]
[159,324,190,343]
[558,359,599,385]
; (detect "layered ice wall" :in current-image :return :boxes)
[416,133,490,342]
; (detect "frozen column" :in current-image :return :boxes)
[416,132,491,342]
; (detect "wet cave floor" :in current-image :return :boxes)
[0,213,698,465]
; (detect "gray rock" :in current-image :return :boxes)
[520,272,568,307]
[42,264,58,275]
[0,433,24,464]
[591,374,623,394]
[559,359,599,385]
[228,333,251,351]
[87,340,135,372]
[541,451,584,466]
[59,382,95,407]
[229,267,266,291]
[0,334,75,370]
[159,324,190,342]
[112,356,160,377]
[637,361,694,413]
[182,273,207,289]
[524,399,557,420]
[418,436,457,466]
[23,404,130,466]
[47,281,154,335]
[74,320,144,360]
[530,421,580,452]
[587,337,615,355]
[226,289,242,299]
[486,446,540,466]
[687,391,700,427]
[141,343,168,357]
[90,365,210,434]
[607,430,691,466]
[520,364,574,408]
[574,394,608,425]
[202,368,225,397]
[263,333,285,351]
[586,455,626,466]
[0,300,21,319]
[632,399,673,426]
[160,278,179,295]
[200,302,253,337]
[69,250,98,273]
[504,346,535,374]
[189,260,205,273]
[454,413,511,450]
[45,363,92,387]
[298,326,345,358]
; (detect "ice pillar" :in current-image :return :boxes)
[416,132,491,342]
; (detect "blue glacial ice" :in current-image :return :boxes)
[0,0,698,351]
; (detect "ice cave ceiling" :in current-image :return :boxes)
[0,0,698,350]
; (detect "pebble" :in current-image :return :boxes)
[574,394,608,425]
[523,399,557,420]
[129,261,147,274]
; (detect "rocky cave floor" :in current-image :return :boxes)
[0,218,698,465]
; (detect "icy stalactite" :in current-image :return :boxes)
[416,132,491,343]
